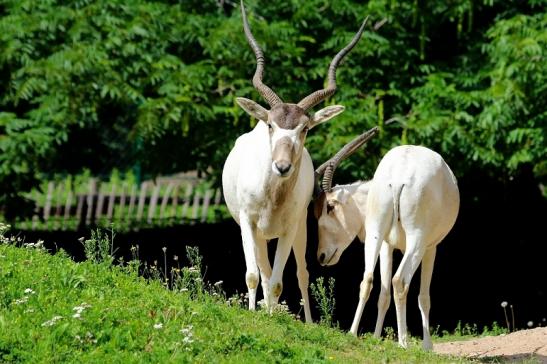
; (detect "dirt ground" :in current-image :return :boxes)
[434,327,547,363]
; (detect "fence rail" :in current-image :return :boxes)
[19,177,224,231]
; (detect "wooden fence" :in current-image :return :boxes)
[20,177,224,231]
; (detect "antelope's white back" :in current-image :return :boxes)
[222,1,367,323]
[315,145,459,349]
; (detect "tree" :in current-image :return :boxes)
[0,0,545,219]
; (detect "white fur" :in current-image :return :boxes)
[316,145,460,349]
[223,102,344,323]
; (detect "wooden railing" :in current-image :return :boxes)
[19,177,225,231]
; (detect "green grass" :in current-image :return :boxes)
[432,321,509,343]
[0,239,476,363]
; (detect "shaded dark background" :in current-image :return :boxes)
[13,169,547,336]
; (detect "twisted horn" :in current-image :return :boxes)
[297,17,369,111]
[241,1,283,107]
[315,126,379,193]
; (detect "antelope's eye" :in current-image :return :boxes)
[326,202,335,214]
[268,123,273,130]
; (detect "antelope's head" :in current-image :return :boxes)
[237,1,367,178]
[314,128,378,266]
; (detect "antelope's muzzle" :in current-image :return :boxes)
[272,136,294,177]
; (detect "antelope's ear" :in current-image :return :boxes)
[309,105,345,129]
[236,97,269,122]
[331,188,349,204]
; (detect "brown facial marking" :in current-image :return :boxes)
[314,192,326,219]
[272,136,294,163]
[270,103,309,129]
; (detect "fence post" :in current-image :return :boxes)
[159,182,175,220]
[191,189,201,221]
[136,182,148,223]
[95,181,105,224]
[181,183,193,221]
[106,183,116,223]
[85,178,97,226]
[171,184,179,220]
[200,189,212,223]
[62,178,73,230]
[53,182,64,230]
[127,184,137,225]
[147,183,161,224]
[43,182,55,228]
[117,182,127,225]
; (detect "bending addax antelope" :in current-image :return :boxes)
[314,132,460,349]
[222,0,368,323]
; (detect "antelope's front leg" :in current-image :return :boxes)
[268,227,297,312]
[292,217,312,323]
[255,237,272,310]
[350,228,384,336]
[239,213,259,310]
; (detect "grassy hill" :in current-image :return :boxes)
[0,232,470,363]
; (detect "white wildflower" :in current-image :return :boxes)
[24,288,35,295]
[73,313,81,319]
[154,323,163,330]
[527,321,534,328]
[73,303,91,315]
[180,325,194,345]
[501,301,508,308]
[180,288,189,292]
[188,267,198,273]
[42,315,63,327]
[214,280,223,287]
[180,325,193,335]
[14,297,28,305]
[162,247,167,253]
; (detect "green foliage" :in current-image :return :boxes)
[0,0,545,218]
[408,12,547,179]
[0,233,472,363]
[310,276,337,327]
[433,321,509,343]
[81,227,116,264]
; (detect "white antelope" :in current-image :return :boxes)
[222,1,368,323]
[314,132,460,349]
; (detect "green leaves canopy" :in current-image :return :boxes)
[0,0,545,216]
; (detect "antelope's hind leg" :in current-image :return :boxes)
[418,247,436,350]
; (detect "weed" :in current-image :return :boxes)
[310,276,336,327]
[384,326,397,341]
[80,227,117,265]
[170,246,206,300]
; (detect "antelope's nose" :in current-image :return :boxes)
[318,252,326,264]
[275,161,291,175]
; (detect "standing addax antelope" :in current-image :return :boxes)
[314,132,459,349]
[222,1,368,323]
